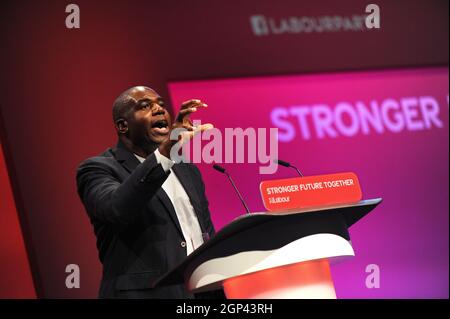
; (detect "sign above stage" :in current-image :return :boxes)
[260,172,362,211]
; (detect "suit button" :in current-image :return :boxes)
[181,241,186,248]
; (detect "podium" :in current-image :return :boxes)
[154,198,382,299]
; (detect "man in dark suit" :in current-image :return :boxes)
[76,86,218,298]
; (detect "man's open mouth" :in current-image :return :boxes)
[151,119,169,135]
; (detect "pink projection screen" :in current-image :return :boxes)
[169,67,449,298]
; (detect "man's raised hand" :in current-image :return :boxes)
[159,99,214,158]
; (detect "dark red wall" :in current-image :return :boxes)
[0,142,36,298]
[0,0,447,297]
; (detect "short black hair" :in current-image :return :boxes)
[112,88,136,123]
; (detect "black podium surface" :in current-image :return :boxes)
[154,198,382,289]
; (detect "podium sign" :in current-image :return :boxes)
[260,172,362,211]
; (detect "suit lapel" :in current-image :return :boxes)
[155,188,184,237]
[112,142,185,237]
[113,142,141,174]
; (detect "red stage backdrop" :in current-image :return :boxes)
[0,142,36,298]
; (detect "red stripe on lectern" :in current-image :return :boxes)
[222,259,335,299]
[0,142,36,298]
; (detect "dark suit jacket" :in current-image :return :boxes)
[76,141,217,298]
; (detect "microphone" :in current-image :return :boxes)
[213,164,251,215]
[275,159,304,177]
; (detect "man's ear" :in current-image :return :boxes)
[115,119,128,134]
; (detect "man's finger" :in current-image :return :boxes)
[182,124,194,131]
[194,123,214,133]
[176,123,215,144]
[180,99,208,110]
[176,107,197,122]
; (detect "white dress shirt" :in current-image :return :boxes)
[135,149,204,255]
